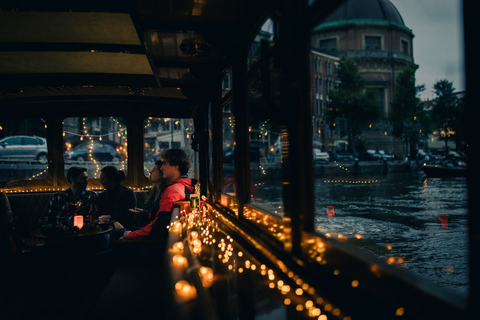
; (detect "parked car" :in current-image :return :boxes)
[223,142,272,163]
[446,151,464,160]
[331,151,354,162]
[65,142,123,164]
[377,150,395,160]
[417,149,430,160]
[359,149,394,161]
[430,150,446,160]
[223,147,234,163]
[313,148,330,162]
[359,149,377,161]
[0,135,48,164]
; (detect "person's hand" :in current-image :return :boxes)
[123,231,131,238]
[128,208,144,214]
[98,215,111,222]
[113,221,124,232]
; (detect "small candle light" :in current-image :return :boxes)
[172,254,188,268]
[326,206,335,217]
[171,221,183,233]
[172,241,184,253]
[192,246,202,254]
[199,266,214,288]
[175,280,197,301]
[73,215,84,229]
[191,238,202,254]
[189,230,199,241]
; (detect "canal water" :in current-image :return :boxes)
[313,171,469,297]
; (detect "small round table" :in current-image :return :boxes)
[32,225,113,239]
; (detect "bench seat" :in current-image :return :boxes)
[5,190,149,242]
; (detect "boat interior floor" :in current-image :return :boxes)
[1,240,170,320]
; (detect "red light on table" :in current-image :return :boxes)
[73,215,84,229]
[327,206,335,217]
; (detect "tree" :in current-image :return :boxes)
[326,57,381,154]
[389,66,426,159]
[432,79,462,153]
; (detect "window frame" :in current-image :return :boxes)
[400,37,410,55]
[210,2,471,317]
[318,37,338,54]
[364,34,383,51]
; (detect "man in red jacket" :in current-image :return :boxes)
[123,149,197,239]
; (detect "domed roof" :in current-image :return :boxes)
[321,0,405,26]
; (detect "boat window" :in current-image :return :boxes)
[247,18,283,217]
[247,18,275,70]
[222,102,235,196]
[63,117,127,179]
[143,117,196,179]
[310,0,467,299]
[222,67,232,98]
[208,103,213,186]
[0,119,48,185]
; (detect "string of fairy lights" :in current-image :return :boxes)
[10,117,198,184]
[65,117,129,178]
[167,200,355,319]
[165,198,408,319]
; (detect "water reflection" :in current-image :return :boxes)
[314,172,468,296]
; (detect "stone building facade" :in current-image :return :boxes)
[310,49,339,150]
[310,0,417,156]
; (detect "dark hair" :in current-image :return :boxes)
[155,159,163,168]
[66,167,87,183]
[100,166,125,184]
[160,149,190,175]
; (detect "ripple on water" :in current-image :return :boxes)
[313,172,468,296]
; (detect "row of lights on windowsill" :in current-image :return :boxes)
[231,202,410,317]
[322,179,380,184]
[1,186,151,194]
[167,197,409,318]
[166,201,361,320]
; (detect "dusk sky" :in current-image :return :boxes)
[390,0,465,100]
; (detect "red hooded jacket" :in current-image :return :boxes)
[125,177,196,239]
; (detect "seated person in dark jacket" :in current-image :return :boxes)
[0,191,17,255]
[128,159,167,229]
[97,166,137,239]
[43,166,97,227]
